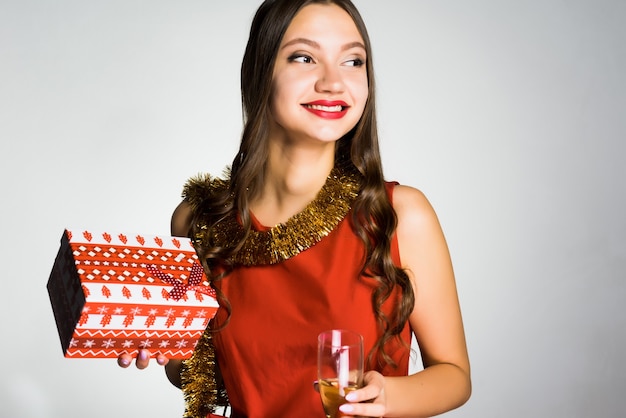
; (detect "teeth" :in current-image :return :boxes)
[306,104,343,112]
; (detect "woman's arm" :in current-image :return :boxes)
[341,185,471,417]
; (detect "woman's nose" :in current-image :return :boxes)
[315,64,345,94]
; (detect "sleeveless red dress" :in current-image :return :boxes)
[210,183,411,418]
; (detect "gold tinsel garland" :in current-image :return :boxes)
[180,327,228,417]
[186,166,362,266]
[179,166,362,417]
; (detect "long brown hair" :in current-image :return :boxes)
[191,0,414,369]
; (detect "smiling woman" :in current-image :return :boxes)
[269,4,369,148]
[117,1,471,417]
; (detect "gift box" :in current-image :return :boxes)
[47,228,218,359]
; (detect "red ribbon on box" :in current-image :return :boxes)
[147,263,215,300]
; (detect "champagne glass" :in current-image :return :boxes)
[317,330,364,418]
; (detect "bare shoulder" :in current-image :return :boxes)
[171,172,228,238]
[391,184,449,271]
[391,184,440,232]
[170,200,193,237]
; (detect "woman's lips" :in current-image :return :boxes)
[302,100,349,119]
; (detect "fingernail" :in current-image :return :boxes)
[120,358,130,366]
[345,392,357,402]
[339,404,354,413]
[138,350,147,360]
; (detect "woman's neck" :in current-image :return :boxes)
[250,141,335,227]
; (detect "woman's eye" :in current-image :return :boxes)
[345,58,365,67]
[288,54,314,64]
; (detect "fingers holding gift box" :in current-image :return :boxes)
[117,348,170,370]
[47,228,217,359]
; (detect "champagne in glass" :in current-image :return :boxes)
[317,330,363,418]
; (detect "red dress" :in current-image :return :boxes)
[211,183,411,418]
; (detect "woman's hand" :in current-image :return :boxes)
[117,349,169,369]
[339,370,387,417]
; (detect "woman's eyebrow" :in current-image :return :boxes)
[281,37,319,49]
[281,37,366,52]
[341,41,366,52]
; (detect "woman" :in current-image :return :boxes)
[120,1,471,417]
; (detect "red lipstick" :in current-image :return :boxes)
[302,100,349,119]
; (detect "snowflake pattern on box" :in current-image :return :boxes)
[47,229,218,359]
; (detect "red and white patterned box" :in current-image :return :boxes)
[47,228,217,359]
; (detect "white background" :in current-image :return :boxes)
[1,0,624,417]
